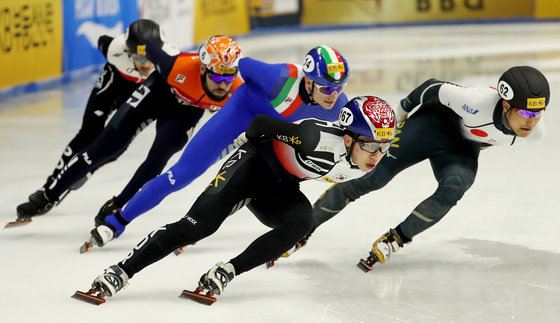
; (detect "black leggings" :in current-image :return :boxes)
[45,73,204,204]
[312,105,481,241]
[119,143,313,278]
[46,64,137,185]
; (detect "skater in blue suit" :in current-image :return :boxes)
[90,45,352,247]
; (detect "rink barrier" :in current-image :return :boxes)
[0,0,63,89]
[2,17,558,102]
[301,0,536,25]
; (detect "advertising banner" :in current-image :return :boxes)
[141,0,195,51]
[536,0,560,18]
[302,0,535,25]
[378,0,534,22]
[0,0,63,89]
[193,0,250,43]
[250,0,299,17]
[62,0,139,72]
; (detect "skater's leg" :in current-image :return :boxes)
[119,144,264,277]
[231,188,313,275]
[112,108,204,207]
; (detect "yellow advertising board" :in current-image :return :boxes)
[302,0,535,25]
[0,0,63,89]
[535,0,560,18]
[193,0,250,43]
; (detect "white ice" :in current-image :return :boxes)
[1,23,559,323]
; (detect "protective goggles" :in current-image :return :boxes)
[356,140,391,154]
[514,107,545,119]
[207,70,236,84]
[132,53,149,63]
[314,82,345,96]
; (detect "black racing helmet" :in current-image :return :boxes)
[125,19,164,55]
[497,66,550,111]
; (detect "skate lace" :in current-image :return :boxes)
[216,269,229,288]
[106,273,123,291]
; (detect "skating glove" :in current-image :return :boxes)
[371,229,404,264]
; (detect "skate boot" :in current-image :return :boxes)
[80,223,117,253]
[267,235,310,268]
[90,224,117,247]
[92,265,129,297]
[199,262,235,295]
[358,229,405,272]
[16,189,55,218]
[371,229,404,264]
[88,212,127,249]
[282,234,310,258]
[95,197,120,226]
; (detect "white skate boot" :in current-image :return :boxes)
[200,262,235,295]
[90,224,116,247]
[92,265,129,297]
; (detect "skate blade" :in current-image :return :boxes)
[357,257,377,273]
[4,218,32,229]
[180,288,217,305]
[173,246,184,256]
[79,241,94,254]
[72,289,106,305]
[266,258,277,269]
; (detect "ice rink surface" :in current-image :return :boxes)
[1,22,559,322]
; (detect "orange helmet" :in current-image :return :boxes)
[198,35,241,75]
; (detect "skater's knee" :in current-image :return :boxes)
[337,175,386,202]
[437,165,476,206]
[286,210,314,237]
[312,178,382,226]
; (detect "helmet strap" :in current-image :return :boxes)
[345,133,360,169]
[501,106,514,132]
[306,81,319,105]
[201,70,209,91]
[500,99,515,135]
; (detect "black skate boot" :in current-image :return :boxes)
[16,190,55,218]
[95,197,120,226]
[199,262,236,295]
[92,265,129,297]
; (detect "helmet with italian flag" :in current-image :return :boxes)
[302,45,349,87]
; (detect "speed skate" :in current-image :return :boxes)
[79,239,95,253]
[357,252,380,273]
[180,286,217,305]
[4,218,32,228]
[72,288,107,305]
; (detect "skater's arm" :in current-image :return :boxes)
[400,78,444,113]
[145,41,182,80]
[246,115,320,153]
[238,57,284,93]
[97,35,114,59]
